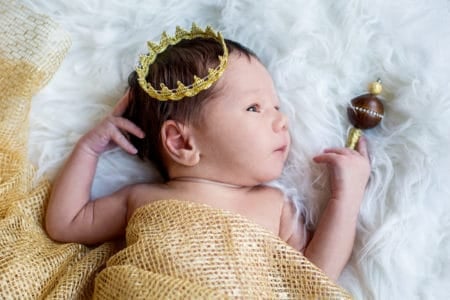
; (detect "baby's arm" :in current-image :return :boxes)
[45,93,145,245]
[304,137,370,281]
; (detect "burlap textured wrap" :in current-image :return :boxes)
[94,200,351,299]
[0,1,351,298]
[0,1,118,298]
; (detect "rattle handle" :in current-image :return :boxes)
[346,127,362,149]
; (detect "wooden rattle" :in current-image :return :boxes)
[346,79,384,149]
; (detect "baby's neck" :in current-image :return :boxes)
[170,176,249,190]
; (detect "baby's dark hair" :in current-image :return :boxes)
[124,38,257,180]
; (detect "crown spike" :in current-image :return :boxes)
[193,75,201,84]
[191,23,203,34]
[175,26,188,38]
[146,41,158,53]
[161,31,169,40]
[205,26,217,36]
[160,31,170,43]
[160,85,171,97]
[176,80,186,89]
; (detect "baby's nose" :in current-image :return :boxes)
[273,111,288,132]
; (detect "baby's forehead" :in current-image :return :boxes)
[212,54,277,99]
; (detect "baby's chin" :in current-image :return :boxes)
[233,168,284,187]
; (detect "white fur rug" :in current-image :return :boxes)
[22,0,450,298]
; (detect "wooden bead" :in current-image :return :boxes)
[347,94,384,130]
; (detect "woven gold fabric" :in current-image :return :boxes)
[0,1,118,298]
[94,200,352,299]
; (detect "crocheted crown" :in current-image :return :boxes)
[136,23,228,101]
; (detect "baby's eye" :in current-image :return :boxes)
[246,104,259,112]
[274,106,280,111]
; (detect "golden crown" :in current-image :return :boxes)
[136,23,228,101]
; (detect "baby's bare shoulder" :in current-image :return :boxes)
[125,182,171,218]
[246,185,287,232]
[252,185,308,251]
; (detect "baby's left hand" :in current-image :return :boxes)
[313,137,371,205]
[78,92,144,157]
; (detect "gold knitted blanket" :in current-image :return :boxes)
[0,1,118,298]
[93,200,351,299]
[0,1,351,299]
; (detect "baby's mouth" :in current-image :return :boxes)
[275,145,288,153]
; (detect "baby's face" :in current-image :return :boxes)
[192,54,290,186]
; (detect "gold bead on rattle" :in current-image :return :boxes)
[368,80,383,95]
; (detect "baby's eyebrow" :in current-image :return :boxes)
[241,89,263,96]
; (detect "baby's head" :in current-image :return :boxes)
[125,29,290,185]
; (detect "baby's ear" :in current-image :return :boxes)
[161,120,200,167]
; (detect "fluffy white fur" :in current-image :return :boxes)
[23,0,450,298]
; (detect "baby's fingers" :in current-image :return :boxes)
[109,125,138,154]
[114,117,145,139]
[356,136,369,159]
[313,152,340,165]
[323,147,356,156]
[108,117,144,154]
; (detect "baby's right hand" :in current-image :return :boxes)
[78,92,145,157]
[313,137,370,205]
